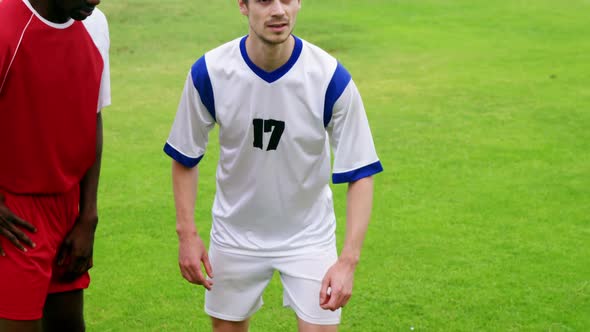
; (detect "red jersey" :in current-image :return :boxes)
[0,0,104,194]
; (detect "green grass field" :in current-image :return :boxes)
[88,0,590,330]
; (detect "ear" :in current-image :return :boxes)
[238,0,249,16]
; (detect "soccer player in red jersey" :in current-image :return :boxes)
[0,0,111,331]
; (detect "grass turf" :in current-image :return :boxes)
[87,0,589,330]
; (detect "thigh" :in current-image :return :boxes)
[277,247,341,326]
[0,318,42,332]
[47,185,90,295]
[42,290,84,332]
[205,245,274,321]
[0,193,56,320]
[0,248,50,320]
[0,188,81,321]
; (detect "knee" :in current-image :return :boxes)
[43,290,85,332]
[211,317,249,332]
[43,316,85,332]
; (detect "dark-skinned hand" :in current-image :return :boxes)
[0,192,37,256]
[56,214,97,281]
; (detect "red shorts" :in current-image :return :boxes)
[0,186,90,320]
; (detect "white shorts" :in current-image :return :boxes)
[205,244,341,325]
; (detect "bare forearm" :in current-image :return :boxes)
[79,112,103,224]
[172,160,199,238]
[340,176,374,266]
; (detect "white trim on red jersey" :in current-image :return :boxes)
[3,0,111,110]
[83,8,111,111]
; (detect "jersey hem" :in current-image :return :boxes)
[209,238,336,258]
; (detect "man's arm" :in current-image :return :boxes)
[80,112,103,227]
[172,160,213,290]
[57,112,102,280]
[340,176,374,265]
[320,176,374,311]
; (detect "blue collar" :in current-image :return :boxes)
[240,35,303,84]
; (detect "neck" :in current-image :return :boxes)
[245,34,295,72]
[28,0,69,23]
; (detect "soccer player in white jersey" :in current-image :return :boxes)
[164,0,382,331]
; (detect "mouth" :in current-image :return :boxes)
[267,22,289,32]
[77,6,95,18]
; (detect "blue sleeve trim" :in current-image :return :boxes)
[332,161,383,184]
[191,56,216,121]
[324,62,352,127]
[163,142,203,168]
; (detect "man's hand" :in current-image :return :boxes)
[0,193,37,256]
[319,258,357,311]
[56,214,97,281]
[178,232,213,290]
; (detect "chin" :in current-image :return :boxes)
[69,8,94,21]
[69,13,87,21]
[267,34,291,45]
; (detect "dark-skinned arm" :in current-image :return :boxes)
[57,112,102,280]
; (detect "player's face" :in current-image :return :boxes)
[239,0,301,46]
[56,0,101,21]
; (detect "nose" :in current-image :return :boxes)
[269,0,286,17]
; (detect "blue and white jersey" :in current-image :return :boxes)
[165,35,383,256]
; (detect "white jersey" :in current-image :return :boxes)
[165,36,382,256]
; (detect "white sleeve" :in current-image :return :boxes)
[327,79,383,183]
[164,70,216,168]
[83,8,111,112]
